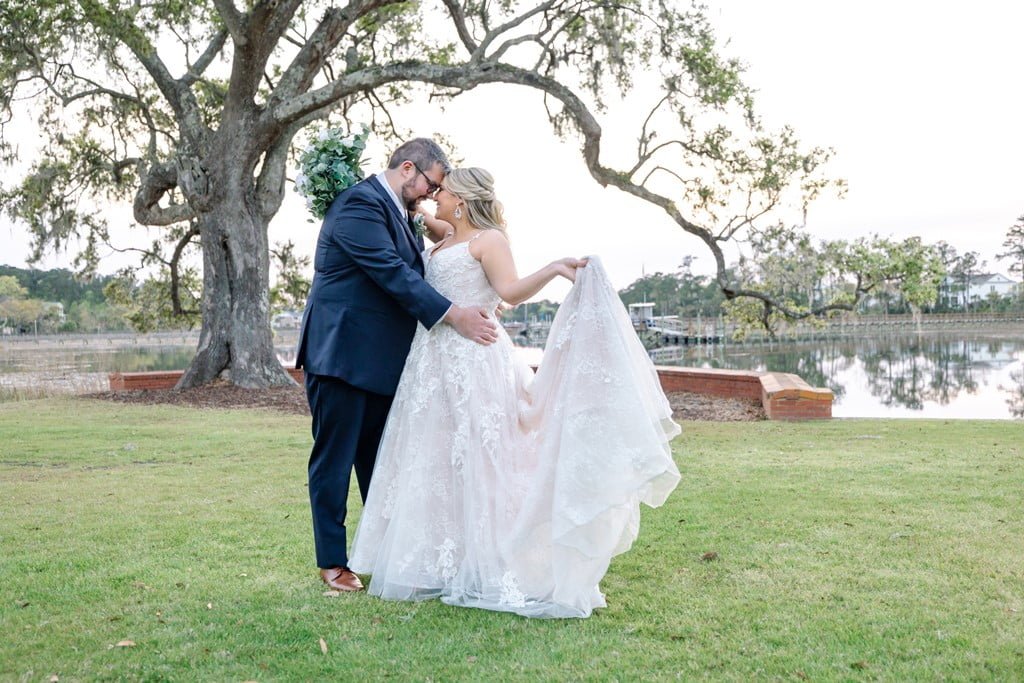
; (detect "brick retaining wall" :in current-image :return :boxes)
[109,365,832,420]
[109,367,304,390]
[654,367,765,401]
[652,366,832,420]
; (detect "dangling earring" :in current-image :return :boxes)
[454,206,462,220]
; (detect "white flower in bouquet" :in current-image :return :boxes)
[294,125,370,221]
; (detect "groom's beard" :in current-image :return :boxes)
[401,179,423,207]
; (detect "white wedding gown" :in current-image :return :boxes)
[348,241,681,618]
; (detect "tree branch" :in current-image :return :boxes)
[78,0,208,143]
[169,223,201,315]
[133,163,197,226]
[729,286,855,320]
[211,0,248,47]
[473,0,559,62]
[270,0,400,108]
[441,0,480,53]
[271,58,728,282]
[22,49,131,108]
[255,122,303,220]
[183,29,229,86]
[487,1,574,64]
[249,0,305,68]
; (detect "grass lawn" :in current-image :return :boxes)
[1,398,1022,681]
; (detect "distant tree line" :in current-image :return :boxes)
[617,256,727,318]
[614,218,1024,325]
[0,265,130,333]
[0,265,109,304]
[3,210,1022,335]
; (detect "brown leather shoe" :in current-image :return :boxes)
[320,567,364,592]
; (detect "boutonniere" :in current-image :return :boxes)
[412,213,427,238]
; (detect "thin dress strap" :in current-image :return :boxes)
[431,229,487,257]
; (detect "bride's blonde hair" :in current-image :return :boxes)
[443,167,506,233]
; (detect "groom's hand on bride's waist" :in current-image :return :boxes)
[445,305,498,345]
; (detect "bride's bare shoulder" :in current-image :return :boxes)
[469,228,510,259]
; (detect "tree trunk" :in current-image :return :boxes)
[177,185,294,389]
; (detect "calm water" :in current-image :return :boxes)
[3,331,1023,419]
[659,330,1024,420]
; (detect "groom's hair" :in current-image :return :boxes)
[387,138,451,174]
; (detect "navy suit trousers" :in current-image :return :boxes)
[305,372,393,569]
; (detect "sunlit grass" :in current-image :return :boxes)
[1,399,1022,680]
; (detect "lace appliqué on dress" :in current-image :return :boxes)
[499,571,527,608]
[433,538,459,582]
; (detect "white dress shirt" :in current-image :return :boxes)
[376,172,453,324]
[376,171,407,221]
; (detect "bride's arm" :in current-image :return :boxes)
[473,230,586,306]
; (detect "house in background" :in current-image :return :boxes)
[940,273,1019,308]
[628,302,656,330]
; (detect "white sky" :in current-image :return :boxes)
[2,0,1022,303]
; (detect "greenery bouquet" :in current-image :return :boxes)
[294,126,370,221]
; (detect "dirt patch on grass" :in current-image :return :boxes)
[87,381,310,416]
[667,391,766,421]
[86,382,765,422]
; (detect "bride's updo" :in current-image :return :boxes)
[443,167,506,233]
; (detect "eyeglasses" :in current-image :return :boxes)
[411,162,442,197]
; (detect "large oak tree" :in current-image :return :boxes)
[2,0,861,387]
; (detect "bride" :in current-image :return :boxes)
[348,167,680,618]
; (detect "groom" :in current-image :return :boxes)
[296,138,497,592]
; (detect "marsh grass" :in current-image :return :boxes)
[0,373,107,403]
[1,399,1022,681]
[0,385,54,402]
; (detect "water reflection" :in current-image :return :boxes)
[665,330,1024,419]
[4,331,1023,418]
[857,336,983,410]
[999,368,1024,419]
[2,347,198,373]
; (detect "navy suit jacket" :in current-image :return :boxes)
[296,176,451,396]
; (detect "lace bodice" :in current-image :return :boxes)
[424,242,501,310]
